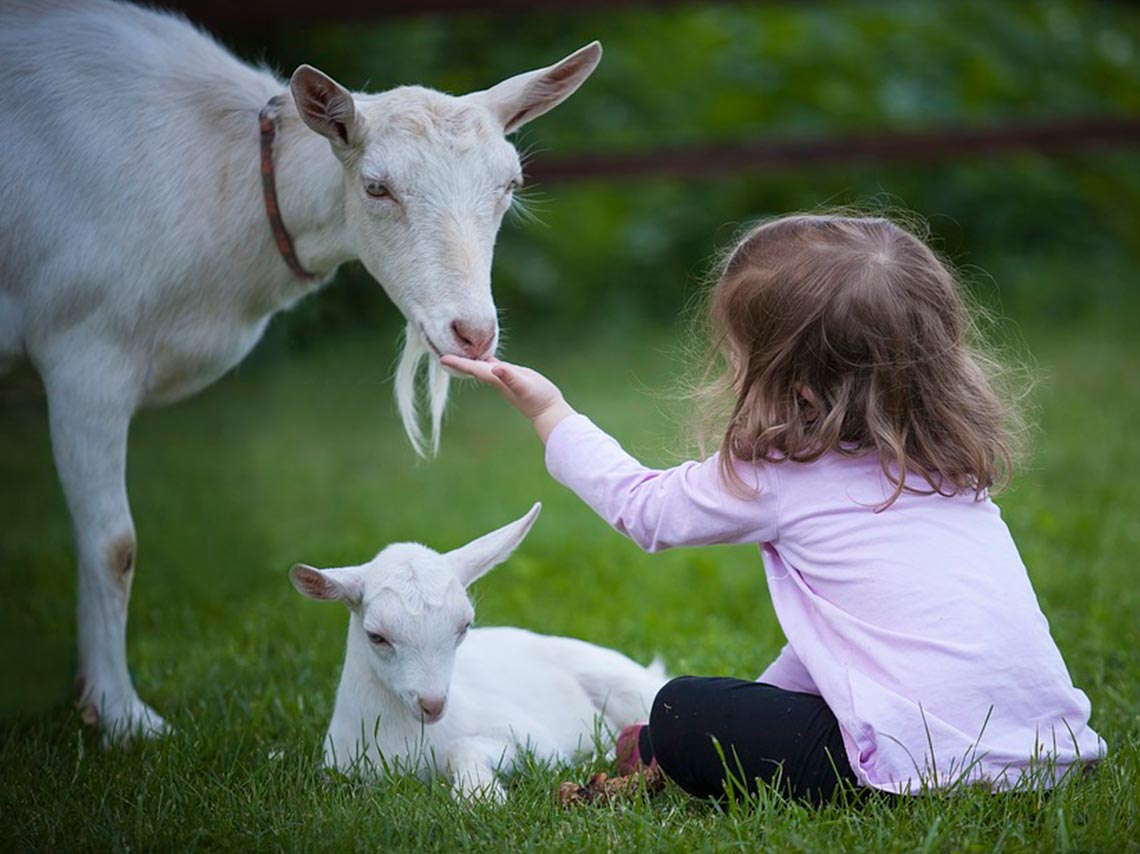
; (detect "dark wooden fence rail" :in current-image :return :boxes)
[526,117,1140,184]
[168,1,1140,183]
[171,0,779,25]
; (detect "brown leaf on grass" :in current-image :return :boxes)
[557,767,667,808]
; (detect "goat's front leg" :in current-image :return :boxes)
[446,740,509,803]
[43,357,167,744]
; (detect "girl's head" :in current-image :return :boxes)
[704,213,1023,506]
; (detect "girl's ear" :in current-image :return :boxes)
[445,503,542,587]
[795,384,820,421]
[289,564,364,606]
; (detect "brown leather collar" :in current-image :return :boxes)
[259,96,320,282]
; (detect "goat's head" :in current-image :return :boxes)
[289,45,602,456]
[290,503,541,725]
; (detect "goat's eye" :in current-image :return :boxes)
[364,180,392,200]
[366,631,390,647]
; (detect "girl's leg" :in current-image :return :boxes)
[645,675,857,804]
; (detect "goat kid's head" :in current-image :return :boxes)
[290,503,541,725]
[289,45,602,456]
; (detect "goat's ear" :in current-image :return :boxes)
[467,42,602,135]
[290,563,363,605]
[446,503,541,587]
[290,65,362,148]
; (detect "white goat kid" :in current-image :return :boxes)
[0,0,601,742]
[290,504,667,801]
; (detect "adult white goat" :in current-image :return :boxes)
[0,0,601,741]
[290,504,667,801]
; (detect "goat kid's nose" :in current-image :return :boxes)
[418,696,446,722]
[450,319,496,360]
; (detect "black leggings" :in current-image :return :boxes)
[643,676,859,804]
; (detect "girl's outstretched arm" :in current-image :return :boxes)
[441,355,575,442]
[442,354,779,553]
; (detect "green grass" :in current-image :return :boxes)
[1,316,1137,852]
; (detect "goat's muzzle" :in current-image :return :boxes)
[450,319,497,360]
[417,696,447,723]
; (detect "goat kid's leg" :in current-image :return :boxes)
[44,362,167,744]
[446,741,508,803]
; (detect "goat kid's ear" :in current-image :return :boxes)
[446,502,542,587]
[290,563,364,606]
[290,65,363,149]
[468,42,602,135]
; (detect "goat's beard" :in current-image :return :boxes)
[394,322,450,457]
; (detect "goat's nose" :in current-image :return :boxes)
[418,696,446,722]
[450,319,496,360]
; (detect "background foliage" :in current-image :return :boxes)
[2,1,1139,850]
[222,0,1140,340]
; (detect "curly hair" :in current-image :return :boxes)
[700,214,1025,509]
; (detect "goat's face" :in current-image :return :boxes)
[339,95,517,364]
[290,44,602,364]
[290,503,542,725]
[353,545,473,724]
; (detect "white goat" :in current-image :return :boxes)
[290,504,667,801]
[0,0,601,741]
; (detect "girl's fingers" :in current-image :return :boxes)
[490,365,529,403]
[441,354,519,402]
[491,364,516,385]
[442,355,540,411]
[493,365,540,402]
[439,354,477,372]
[441,354,496,382]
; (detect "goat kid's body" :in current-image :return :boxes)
[328,622,666,798]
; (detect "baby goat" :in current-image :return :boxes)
[290,503,667,800]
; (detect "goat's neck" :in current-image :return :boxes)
[267,107,356,284]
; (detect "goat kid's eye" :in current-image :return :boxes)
[366,631,391,647]
[364,180,393,201]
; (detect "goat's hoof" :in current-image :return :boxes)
[452,778,507,805]
[89,697,170,747]
[459,786,507,805]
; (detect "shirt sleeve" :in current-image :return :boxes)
[544,413,779,553]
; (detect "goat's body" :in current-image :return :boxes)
[0,0,349,738]
[327,624,667,795]
[0,0,606,738]
[0,0,330,405]
[3,0,601,742]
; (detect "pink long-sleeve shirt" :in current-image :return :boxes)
[546,414,1105,794]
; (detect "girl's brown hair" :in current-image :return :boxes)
[701,213,1024,508]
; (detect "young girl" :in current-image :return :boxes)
[442,214,1105,801]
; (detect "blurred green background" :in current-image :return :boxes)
[220,0,1140,345]
[3,1,1139,849]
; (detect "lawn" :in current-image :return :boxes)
[1,311,1137,852]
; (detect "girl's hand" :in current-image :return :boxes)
[441,355,576,443]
